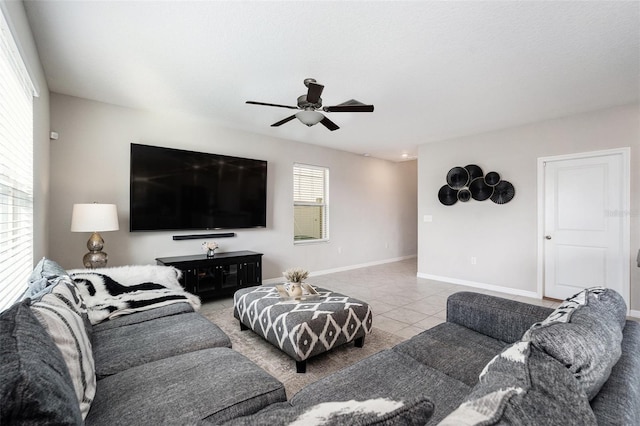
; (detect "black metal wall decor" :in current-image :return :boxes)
[438,164,515,206]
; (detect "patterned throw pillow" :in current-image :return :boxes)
[29,282,96,419]
[439,341,597,425]
[521,287,627,400]
[221,397,433,426]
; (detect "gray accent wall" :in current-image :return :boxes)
[417,104,640,311]
[48,94,418,280]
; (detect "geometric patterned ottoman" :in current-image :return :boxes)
[233,285,373,373]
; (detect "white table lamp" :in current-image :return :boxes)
[71,203,119,268]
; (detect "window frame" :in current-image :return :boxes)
[0,7,36,312]
[293,163,329,244]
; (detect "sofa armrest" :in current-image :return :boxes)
[590,320,640,425]
[446,292,553,343]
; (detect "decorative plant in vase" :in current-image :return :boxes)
[283,267,309,298]
[202,241,219,258]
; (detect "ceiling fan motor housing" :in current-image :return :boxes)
[297,94,322,110]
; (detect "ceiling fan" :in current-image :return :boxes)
[246,78,374,131]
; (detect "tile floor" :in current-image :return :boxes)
[200,258,562,340]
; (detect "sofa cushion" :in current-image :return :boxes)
[439,341,597,425]
[92,311,231,378]
[221,397,433,426]
[92,302,194,332]
[30,283,96,419]
[84,347,287,425]
[291,349,470,425]
[0,300,83,424]
[522,287,626,399]
[446,292,554,344]
[393,322,507,386]
[589,320,640,426]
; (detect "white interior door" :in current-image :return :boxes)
[542,150,629,304]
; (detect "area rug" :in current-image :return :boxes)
[203,306,404,398]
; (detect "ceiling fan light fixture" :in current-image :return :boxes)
[296,110,324,126]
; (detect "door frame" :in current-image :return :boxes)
[536,147,630,308]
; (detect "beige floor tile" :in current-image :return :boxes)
[380,308,429,325]
[379,293,415,307]
[415,316,445,330]
[373,316,408,333]
[367,300,396,315]
[395,325,426,340]
[402,301,445,316]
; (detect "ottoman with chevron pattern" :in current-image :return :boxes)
[233,285,373,373]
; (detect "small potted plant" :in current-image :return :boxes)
[202,241,219,258]
[283,267,309,298]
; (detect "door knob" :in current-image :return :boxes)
[545,235,552,240]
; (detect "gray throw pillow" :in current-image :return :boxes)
[439,341,597,425]
[0,300,83,424]
[221,397,433,426]
[521,287,626,399]
[25,257,69,297]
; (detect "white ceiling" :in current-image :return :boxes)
[23,1,640,161]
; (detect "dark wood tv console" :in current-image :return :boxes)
[156,251,263,299]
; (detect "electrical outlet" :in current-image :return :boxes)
[338,247,342,254]
[471,257,477,265]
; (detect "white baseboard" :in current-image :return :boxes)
[262,254,417,285]
[416,272,539,299]
[629,309,640,319]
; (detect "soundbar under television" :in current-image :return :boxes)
[130,143,267,231]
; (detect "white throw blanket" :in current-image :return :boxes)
[68,265,201,325]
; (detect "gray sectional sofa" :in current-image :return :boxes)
[1,260,287,424]
[1,259,639,425]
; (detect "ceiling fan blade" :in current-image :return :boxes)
[246,101,299,110]
[306,82,324,104]
[324,99,374,112]
[320,116,340,131]
[324,104,374,112]
[271,114,297,127]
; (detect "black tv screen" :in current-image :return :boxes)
[130,143,267,231]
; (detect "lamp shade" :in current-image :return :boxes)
[296,110,324,126]
[71,203,119,232]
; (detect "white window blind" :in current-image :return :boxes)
[0,9,35,311]
[293,164,329,242]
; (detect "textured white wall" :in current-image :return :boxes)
[48,94,417,280]
[1,0,50,263]
[418,104,640,309]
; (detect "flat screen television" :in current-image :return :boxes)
[130,143,267,231]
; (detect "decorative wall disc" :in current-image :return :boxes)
[438,185,458,206]
[446,167,469,189]
[485,171,501,186]
[490,180,515,204]
[465,164,483,181]
[439,165,514,205]
[469,177,493,201]
[458,188,471,202]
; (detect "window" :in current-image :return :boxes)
[0,9,36,311]
[293,164,329,243]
